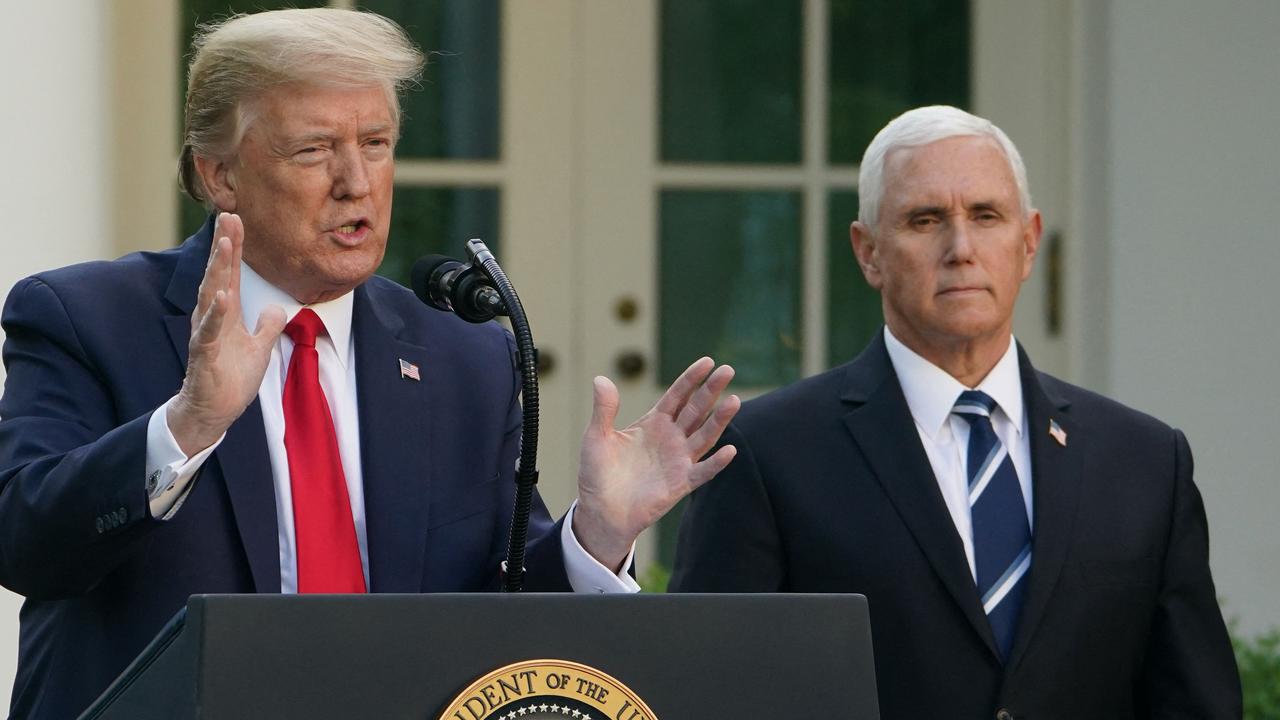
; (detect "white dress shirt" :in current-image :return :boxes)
[882,327,1033,580]
[144,261,637,593]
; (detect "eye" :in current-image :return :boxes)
[292,146,327,163]
[910,215,940,230]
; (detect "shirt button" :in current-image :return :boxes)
[996,709,1014,720]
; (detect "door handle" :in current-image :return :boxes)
[614,350,647,381]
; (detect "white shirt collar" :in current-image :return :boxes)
[238,261,355,368]
[882,326,1024,440]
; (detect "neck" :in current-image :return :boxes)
[242,257,353,305]
[886,323,1011,388]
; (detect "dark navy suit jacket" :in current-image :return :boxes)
[671,331,1241,719]
[0,221,570,719]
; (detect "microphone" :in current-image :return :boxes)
[411,242,541,592]
[410,255,507,323]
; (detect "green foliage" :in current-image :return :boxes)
[1234,626,1280,720]
[637,563,672,594]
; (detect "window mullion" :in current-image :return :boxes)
[802,0,830,376]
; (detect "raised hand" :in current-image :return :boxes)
[167,213,287,456]
[572,357,741,571]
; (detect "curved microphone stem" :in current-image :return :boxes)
[465,240,538,593]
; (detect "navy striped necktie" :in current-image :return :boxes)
[953,390,1031,660]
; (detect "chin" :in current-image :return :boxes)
[327,253,383,285]
[945,322,1008,345]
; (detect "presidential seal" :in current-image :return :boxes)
[438,659,657,720]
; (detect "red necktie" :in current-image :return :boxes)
[282,309,366,593]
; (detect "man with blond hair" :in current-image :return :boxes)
[0,9,738,718]
[671,105,1240,718]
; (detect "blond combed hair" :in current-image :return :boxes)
[179,8,425,204]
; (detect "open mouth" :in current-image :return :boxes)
[335,219,369,235]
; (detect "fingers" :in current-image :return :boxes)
[653,356,715,416]
[687,393,741,459]
[194,213,249,337]
[196,213,243,319]
[192,289,229,347]
[588,375,621,436]
[195,235,228,320]
[675,364,735,433]
[688,444,738,489]
[221,213,245,297]
[254,303,288,339]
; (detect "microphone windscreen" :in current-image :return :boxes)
[410,255,458,306]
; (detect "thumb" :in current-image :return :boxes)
[254,303,288,339]
[589,375,620,435]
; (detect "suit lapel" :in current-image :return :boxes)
[1006,350,1083,671]
[161,219,212,365]
[162,219,282,592]
[214,400,281,591]
[352,284,433,592]
[840,332,1001,659]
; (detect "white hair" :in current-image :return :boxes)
[856,105,1031,227]
[179,8,425,204]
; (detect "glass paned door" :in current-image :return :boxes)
[658,190,803,387]
[567,0,981,573]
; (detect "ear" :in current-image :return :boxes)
[193,154,238,213]
[1020,209,1043,281]
[850,221,884,290]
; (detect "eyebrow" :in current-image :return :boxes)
[282,131,338,146]
[968,201,1003,213]
[360,123,395,138]
[902,205,947,221]
[281,123,396,146]
[900,200,1008,220]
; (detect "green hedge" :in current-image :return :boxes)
[1235,627,1280,720]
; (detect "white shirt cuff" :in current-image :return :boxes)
[145,397,223,520]
[560,501,640,594]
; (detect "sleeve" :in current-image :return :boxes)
[560,501,640,593]
[0,277,168,599]
[1141,428,1243,717]
[668,421,785,592]
[145,398,222,520]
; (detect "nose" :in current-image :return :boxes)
[944,217,976,264]
[331,144,371,200]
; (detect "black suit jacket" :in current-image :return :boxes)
[670,331,1240,719]
[0,221,570,719]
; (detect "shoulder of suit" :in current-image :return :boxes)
[6,244,182,316]
[732,363,853,431]
[1034,369,1181,440]
[360,274,514,347]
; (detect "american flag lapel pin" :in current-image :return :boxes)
[399,358,421,382]
[1048,418,1067,447]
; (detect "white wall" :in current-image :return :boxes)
[1091,0,1280,636]
[0,1,112,712]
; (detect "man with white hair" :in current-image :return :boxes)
[0,9,738,718]
[671,105,1240,718]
